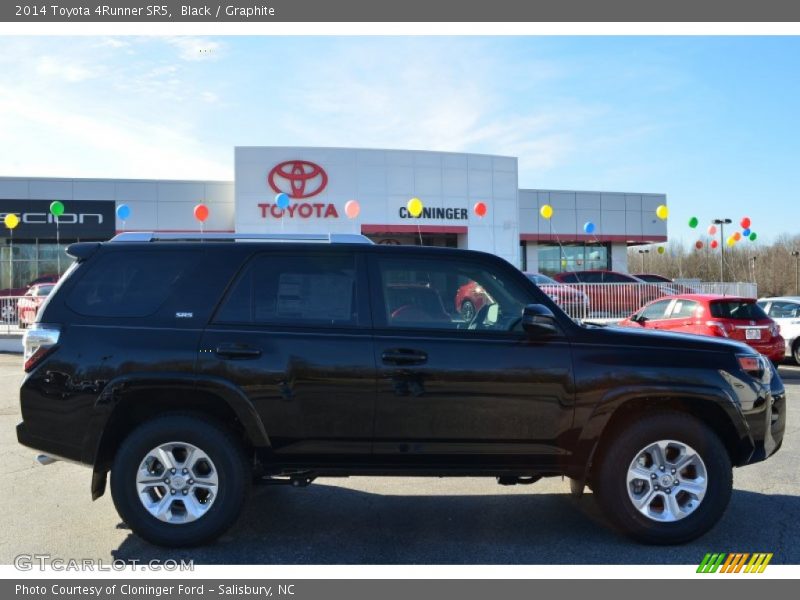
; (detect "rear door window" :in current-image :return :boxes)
[215,253,361,327]
[668,299,699,319]
[709,301,768,320]
[66,250,197,318]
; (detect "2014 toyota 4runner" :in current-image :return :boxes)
[17,233,785,547]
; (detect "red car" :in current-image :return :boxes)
[523,272,589,316]
[619,294,785,363]
[553,270,665,317]
[454,280,492,321]
[17,283,56,328]
[633,273,696,294]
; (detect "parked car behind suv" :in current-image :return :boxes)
[17,233,785,547]
[757,296,800,364]
[553,270,665,317]
[620,294,785,364]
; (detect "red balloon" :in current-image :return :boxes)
[194,203,209,223]
[473,201,487,217]
[740,217,751,229]
[707,225,717,236]
[695,240,704,249]
[710,240,719,249]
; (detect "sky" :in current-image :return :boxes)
[0,36,797,244]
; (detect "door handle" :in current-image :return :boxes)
[215,344,262,359]
[381,349,428,366]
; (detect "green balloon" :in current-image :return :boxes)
[49,200,65,217]
[688,216,699,228]
[749,232,757,241]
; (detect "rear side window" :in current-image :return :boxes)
[669,299,699,319]
[215,253,359,327]
[710,301,768,320]
[67,250,197,318]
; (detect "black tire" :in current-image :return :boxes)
[793,340,800,365]
[593,411,732,545]
[111,414,250,547]
[460,300,476,321]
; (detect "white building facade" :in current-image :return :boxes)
[0,146,667,290]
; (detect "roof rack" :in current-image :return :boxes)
[110,232,374,244]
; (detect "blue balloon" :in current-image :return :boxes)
[742,228,751,237]
[116,204,131,220]
[275,193,290,210]
[583,221,596,234]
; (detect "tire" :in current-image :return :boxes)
[111,414,250,547]
[793,340,800,365]
[460,300,476,321]
[593,411,732,545]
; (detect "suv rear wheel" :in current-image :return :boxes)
[593,411,732,545]
[110,414,249,547]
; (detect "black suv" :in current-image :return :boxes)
[17,233,785,547]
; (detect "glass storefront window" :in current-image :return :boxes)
[537,243,610,275]
[1,239,76,291]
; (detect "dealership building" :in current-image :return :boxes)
[0,147,667,290]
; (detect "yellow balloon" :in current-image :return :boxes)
[3,213,19,229]
[656,204,669,220]
[540,204,554,220]
[727,237,736,247]
[407,197,423,218]
[657,246,666,254]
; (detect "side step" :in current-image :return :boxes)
[255,474,317,488]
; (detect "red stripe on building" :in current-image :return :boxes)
[520,233,668,243]
[361,224,468,234]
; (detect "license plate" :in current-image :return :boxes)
[746,328,761,340]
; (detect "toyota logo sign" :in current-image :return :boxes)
[268,160,328,199]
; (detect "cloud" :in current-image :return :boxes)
[35,55,99,83]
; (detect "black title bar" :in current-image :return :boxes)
[4,0,800,22]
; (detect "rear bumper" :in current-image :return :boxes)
[16,422,85,465]
[747,337,785,362]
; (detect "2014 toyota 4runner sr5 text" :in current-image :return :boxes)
[16,232,785,547]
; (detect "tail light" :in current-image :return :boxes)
[23,323,60,372]
[737,353,767,380]
[706,320,731,337]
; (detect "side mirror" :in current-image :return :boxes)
[522,304,560,336]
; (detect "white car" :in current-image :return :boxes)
[757,296,800,363]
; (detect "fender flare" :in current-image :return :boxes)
[568,384,754,484]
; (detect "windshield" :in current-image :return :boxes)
[527,273,558,285]
[710,300,768,320]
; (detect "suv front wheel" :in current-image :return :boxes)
[593,411,732,545]
[110,414,249,547]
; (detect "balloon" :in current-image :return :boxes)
[656,205,669,220]
[688,216,699,228]
[116,204,131,220]
[708,225,717,236]
[740,217,751,229]
[710,240,719,249]
[749,232,758,241]
[193,203,209,222]
[583,221,595,234]
[695,240,704,249]
[742,228,751,237]
[344,200,360,219]
[540,204,553,219]
[407,197,423,217]
[49,201,64,217]
[3,213,19,229]
[727,237,736,247]
[733,231,742,241]
[473,202,487,218]
[657,246,666,255]
[275,193,290,210]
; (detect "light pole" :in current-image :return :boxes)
[638,248,650,272]
[712,218,732,282]
[792,251,800,295]
[750,256,757,284]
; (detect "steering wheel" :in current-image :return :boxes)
[467,303,492,330]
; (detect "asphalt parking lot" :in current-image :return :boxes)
[1,353,798,565]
